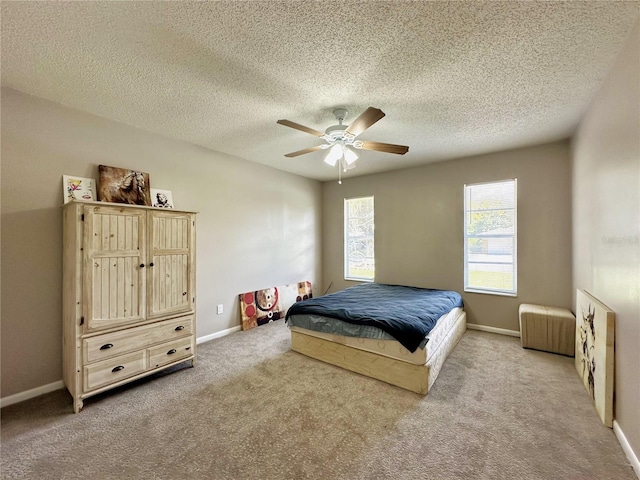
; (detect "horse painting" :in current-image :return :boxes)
[98,165,151,206]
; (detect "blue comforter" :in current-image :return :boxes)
[285,283,463,353]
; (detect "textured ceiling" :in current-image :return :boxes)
[2,1,639,181]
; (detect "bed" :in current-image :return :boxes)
[285,283,466,395]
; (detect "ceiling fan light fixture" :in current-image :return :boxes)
[344,146,358,165]
[324,144,343,166]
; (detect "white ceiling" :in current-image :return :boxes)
[2,1,638,181]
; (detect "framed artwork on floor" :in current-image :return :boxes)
[239,281,312,331]
[575,289,615,427]
[63,175,96,203]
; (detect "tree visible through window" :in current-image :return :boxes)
[464,180,517,295]
[344,196,374,281]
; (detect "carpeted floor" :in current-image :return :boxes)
[1,322,635,479]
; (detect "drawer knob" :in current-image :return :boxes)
[111,365,125,373]
[174,326,184,331]
[167,349,177,355]
[100,343,114,350]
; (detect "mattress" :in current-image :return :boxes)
[286,283,464,352]
[288,307,463,365]
[287,312,424,345]
[425,310,467,390]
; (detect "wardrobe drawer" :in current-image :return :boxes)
[83,316,194,363]
[84,351,147,391]
[149,337,194,369]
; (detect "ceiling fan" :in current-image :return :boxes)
[277,107,409,183]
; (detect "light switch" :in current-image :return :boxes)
[217,304,223,315]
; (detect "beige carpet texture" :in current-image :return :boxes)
[1,322,635,479]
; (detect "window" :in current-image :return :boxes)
[344,196,374,281]
[464,179,517,295]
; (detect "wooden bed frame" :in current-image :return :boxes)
[290,311,466,395]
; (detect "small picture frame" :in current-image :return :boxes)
[151,188,174,209]
[98,165,151,206]
[63,175,97,203]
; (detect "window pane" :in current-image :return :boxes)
[348,238,374,258]
[348,218,374,236]
[466,181,515,210]
[464,180,517,295]
[467,263,514,291]
[467,238,514,260]
[467,209,514,235]
[347,197,374,217]
[347,259,374,280]
[345,196,374,281]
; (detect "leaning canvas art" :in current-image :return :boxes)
[239,281,312,331]
[62,175,96,203]
[98,165,151,206]
[575,289,615,427]
[151,188,174,208]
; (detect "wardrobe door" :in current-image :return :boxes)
[83,205,147,331]
[148,210,195,319]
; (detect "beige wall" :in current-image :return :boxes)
[322,141,572,331]
[572,21,640,459]
[1,87,322,398]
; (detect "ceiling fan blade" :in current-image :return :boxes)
[284,145,324,158]
[277,119,325,137]
[359,141,409,155]
[344,107,385,137]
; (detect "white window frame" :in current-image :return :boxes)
[344,196,375,282]
[464,179,517,296]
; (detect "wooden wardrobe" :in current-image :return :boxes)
[62,201,196,412]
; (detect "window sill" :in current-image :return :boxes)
[464,288,517,297]
[345,277,375,283]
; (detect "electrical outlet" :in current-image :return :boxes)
[217,304,223,315]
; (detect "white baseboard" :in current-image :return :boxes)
[614,420,640,479]
[467,323,521,337]
[0,380,64,409]
[196,325,241,345]
[1,326,242,409]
